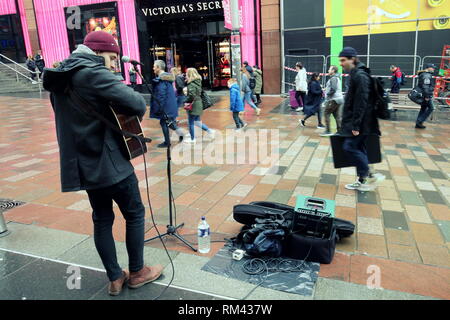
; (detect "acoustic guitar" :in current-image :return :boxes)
[65,84,151,161]
[109,107,149,160]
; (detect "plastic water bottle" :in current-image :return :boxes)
[197,216,210,254]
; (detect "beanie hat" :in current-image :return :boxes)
[339,47,358,57]
[424,63,436,69]
[83,31,120,54]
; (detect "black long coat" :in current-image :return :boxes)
[43,47,146,192]
[339,62,380,137]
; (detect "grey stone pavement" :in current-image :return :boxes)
[0,222,437,300]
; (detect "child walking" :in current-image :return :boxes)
[229,78,247,130]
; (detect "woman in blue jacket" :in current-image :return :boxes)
[228,78,246,129]
[299,73,325,129]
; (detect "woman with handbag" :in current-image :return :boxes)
[184,68,215,144]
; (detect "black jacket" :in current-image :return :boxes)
[417,71,434,99]
[175,74,186,96]
[35,54,45,70]
[340,62,380,137]
[43,45,146,192]
[304,80,323,107]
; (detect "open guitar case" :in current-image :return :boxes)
[232,201,355,264]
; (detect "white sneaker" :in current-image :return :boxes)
[207,129,216,140]
[295,107,303,112]
[367,172,386,185]
[31,81,38,84]
[345,180,376,192]
[256,108,261,116]
[184,137,196,144]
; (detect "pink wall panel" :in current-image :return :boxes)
[16,0,32,56]
[0,0,17,15]
[0,0,32,57]
[33,0,140,83]
[240,0,256,67]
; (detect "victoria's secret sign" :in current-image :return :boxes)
[139,0,223,19]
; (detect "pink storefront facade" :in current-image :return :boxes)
[30,0,262,84]
[0,0,33,58]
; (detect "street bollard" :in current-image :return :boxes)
[0,211,9,237]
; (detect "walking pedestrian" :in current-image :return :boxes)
[253,65,263,105]
[243,62,258,104]
[415,63,436,129]
[321,65,344,136]
[241,66,261,115]
[129,65,137,90]
[299,73,325,129]
[184,67,215,144]
[26,55,37,83]
[294,62,307,112]
[43,31,163,296]
[150,60,185,148]
[34,50,45,79]
[337,47,384,191]
[171,67,186,108]
[390,65,403,94]
[228,78,246,130]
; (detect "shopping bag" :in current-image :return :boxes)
[330,134,382,169]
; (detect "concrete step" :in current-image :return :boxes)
[0,63,42,94]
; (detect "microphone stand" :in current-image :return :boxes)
[134,64,197,252]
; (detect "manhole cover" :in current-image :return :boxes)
[0,199,25,212]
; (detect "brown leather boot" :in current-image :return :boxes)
[108,270,129,296]
[128,265,164,289]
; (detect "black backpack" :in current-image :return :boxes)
[401,72,406,85]
[371,76,391,120]
[249,76,256,90]
[200,89,214,110]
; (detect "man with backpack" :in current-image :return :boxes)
[338,47,385,191]
[243,61,258,105]
[390,65,404,94]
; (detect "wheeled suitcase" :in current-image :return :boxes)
[289,89,301,108]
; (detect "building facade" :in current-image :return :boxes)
[2,1,449,94]
[1,0,268,90]
[282,0,450,93]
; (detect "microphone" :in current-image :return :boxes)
[122,56,144,66]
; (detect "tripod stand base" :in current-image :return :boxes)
[144,223,197,252]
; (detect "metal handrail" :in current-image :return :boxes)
[0,53,41,75]
[0,53,42,96]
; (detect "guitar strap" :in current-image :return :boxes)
[64,84,152,144]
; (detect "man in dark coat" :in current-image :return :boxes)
[150,60,185,148]
[43,31,163,296]
[34,50,45,79]
[415,63,436,129]
[338,47,384,192]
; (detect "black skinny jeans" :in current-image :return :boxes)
[160,117,180,144]
[295,91,306,107]
[232,111,244,128]
[86,173,145,281]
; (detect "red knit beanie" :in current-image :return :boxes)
[83,31,120,54]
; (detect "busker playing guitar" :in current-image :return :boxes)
[43,31,163,296]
